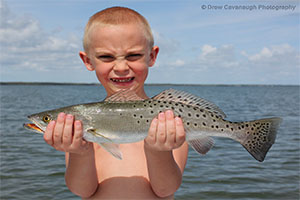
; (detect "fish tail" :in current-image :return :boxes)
[239,117,282,162]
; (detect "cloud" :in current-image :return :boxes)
[152,30,180,56]
[150,43,299,84]
[0,0,82,73]
[242,44,299,68]
[197,44,240,69]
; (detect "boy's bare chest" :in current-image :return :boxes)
[93,141,149,182]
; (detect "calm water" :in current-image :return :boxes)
[0,84,299,200]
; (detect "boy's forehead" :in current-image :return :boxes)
[88,24,151,49]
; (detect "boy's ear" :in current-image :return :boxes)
[79,51,94,71]
[148,46,159,67]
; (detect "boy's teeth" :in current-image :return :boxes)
[111,78,134,83]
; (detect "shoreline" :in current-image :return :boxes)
[0,82,298,87]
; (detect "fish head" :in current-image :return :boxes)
[24,109,62,134]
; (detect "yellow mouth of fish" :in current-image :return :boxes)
[23,123,44,134]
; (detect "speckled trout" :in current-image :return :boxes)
[24,89,282,162]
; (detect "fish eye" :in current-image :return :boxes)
[42,115,51,123]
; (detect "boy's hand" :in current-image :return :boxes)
[44,113,93,155]
[145,110,186,152]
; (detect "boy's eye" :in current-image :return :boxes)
[126,54,143,61]
[98,55,115,62]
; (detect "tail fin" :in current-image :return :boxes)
[241,117,282,162]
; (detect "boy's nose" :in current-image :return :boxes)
[113,60,129,73]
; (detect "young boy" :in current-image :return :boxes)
[44,7,189,199]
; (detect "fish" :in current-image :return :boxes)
[24,89,282,162]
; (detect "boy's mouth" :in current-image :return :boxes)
[110,77,135,83]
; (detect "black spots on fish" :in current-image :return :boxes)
[194,123,198,127]
[202,122,206,126]
[202,114,206,118]
[196,114,200,118]
[226,124,229,128]
[133,114,137,118]
[179,108,183,113]
[188,113,192,117]
[150,110,154,114]
[231,128,234,131]
[200,109,204,112]
[211,125,214,128]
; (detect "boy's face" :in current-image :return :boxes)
[80,23,159,97]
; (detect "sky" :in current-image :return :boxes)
[0,0,299,85]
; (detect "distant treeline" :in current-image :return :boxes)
[0,82,298,87]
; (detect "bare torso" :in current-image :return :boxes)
[83,142,174,200]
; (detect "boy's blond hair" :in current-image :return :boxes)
[83,7,154,53]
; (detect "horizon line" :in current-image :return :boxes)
[0,81,298,87]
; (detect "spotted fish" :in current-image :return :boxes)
[23,89,282,162]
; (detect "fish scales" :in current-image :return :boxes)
[82,100,230,144]
[24,89,282,162]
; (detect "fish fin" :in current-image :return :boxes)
[239,117,282,162]
[188,136,215,155]
[86,129,123,160]
[87,128,113,141]
[99,143,123,160]
[152,89,226,118]
[105,89,145,102]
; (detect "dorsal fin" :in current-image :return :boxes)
[105,89,144,102]
[152,89,226,118]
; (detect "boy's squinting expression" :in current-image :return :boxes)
[80,23,159,98]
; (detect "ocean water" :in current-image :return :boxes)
[0,84,299,200]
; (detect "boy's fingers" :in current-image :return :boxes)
[157,112,166,144]
[146,117,158,144]
[165,110,176,144]
[72,120,83,148]
[44,121,55,146]
[53,112,65,146]
[62,114,74,148]
[175,117,185,145]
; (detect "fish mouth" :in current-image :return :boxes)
[23,123,44,134]
[110,77,135,83]
[23,117,45,134]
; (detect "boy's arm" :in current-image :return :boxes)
[44,113,98,198]
[144,110,188,198]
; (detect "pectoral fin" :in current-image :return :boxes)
[87,128,123,160]
[99,143,123,160]
[188,136,215,155]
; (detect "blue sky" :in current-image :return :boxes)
[0,0,299,85]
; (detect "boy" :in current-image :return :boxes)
[44,7,189,199]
